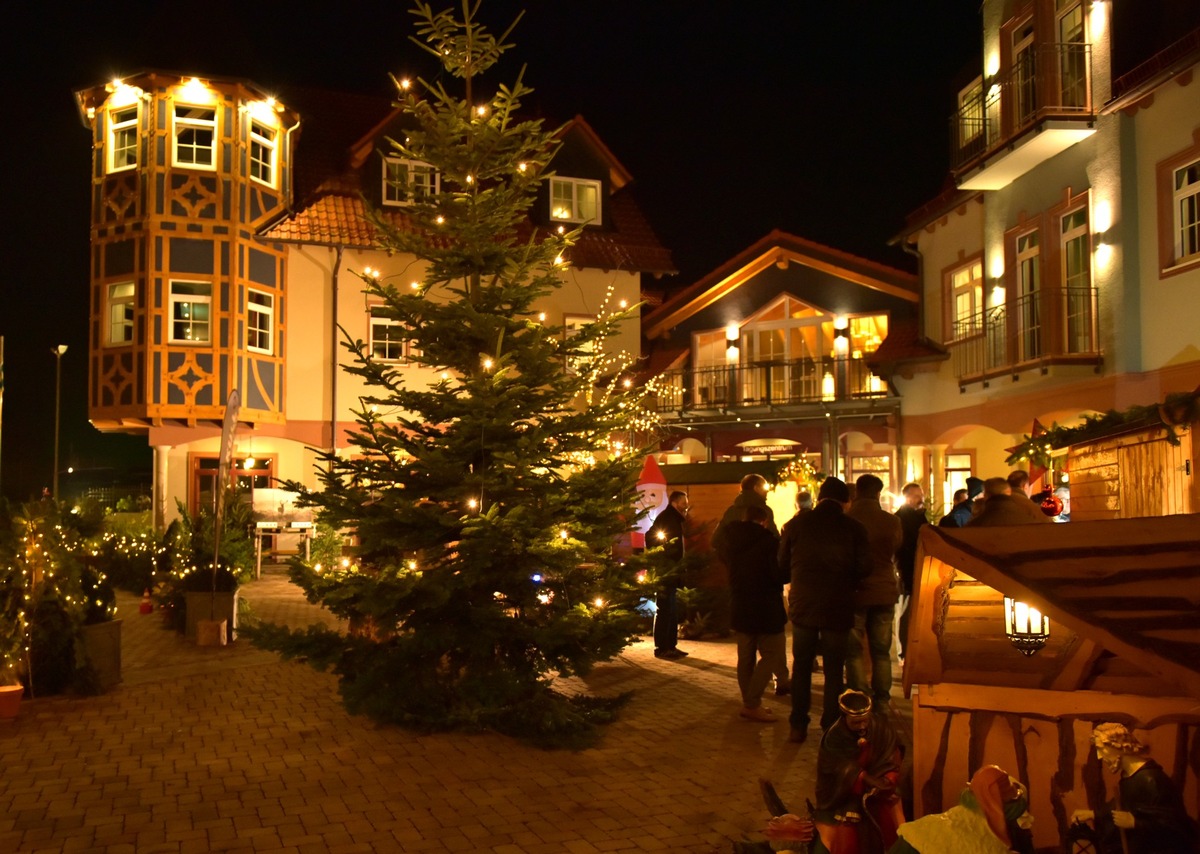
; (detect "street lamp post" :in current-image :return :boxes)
[52,345,67,502]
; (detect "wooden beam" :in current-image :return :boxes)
[1041,637,1103,691]
[918,682,1200,726]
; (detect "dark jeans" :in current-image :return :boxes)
[790,624,849,732]
[654,586,678,651]
[846,605,895,708]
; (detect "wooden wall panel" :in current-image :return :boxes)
[1069,426,1195,520]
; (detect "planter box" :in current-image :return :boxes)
[0,684,22,718]
[79,619,122,692]
[185,591,238,643]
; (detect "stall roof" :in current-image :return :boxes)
[915,515,1200,698]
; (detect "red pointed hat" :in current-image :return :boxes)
[638,455,666,487]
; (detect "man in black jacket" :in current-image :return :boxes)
[720,504,788,722]
[647,491,689,660]
[778,477,871,744]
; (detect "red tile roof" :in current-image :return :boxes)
[867,317,947,366]
[259,88,674,275]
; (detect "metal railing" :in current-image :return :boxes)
[651,356,887,414]
[950,42,1092,170]
[947,287,1098,379]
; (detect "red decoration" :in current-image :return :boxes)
[1040,491,1064,517]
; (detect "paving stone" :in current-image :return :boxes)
[0,569,912,854]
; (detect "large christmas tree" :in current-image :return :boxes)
[251,1,662,744]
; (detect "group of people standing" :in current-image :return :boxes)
[652,467,1058,743]
[708,472,919,745]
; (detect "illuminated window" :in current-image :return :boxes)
[249,121,276,186]
[173,105,216,168]
[247,290,273,354]
[1016,230,1041,361]
[369,306,406,362]
[1174,160,1200,263]
[949,260,984,341]
[170,281,212,343]
[549,177,600,223]
[383,157,438,206]
[1060,208,1093,353]
[106,282,135,345]
[107,106,139,172]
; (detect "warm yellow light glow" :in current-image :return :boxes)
[989,255,1006,280]
[622,378,632,388]
[1095,242,1113,269]
[435,215,445,225]
[407,559,418,571]
[466,174,474,184]
[107,81,143,109]
[554,254,565,266]
[985,53,1000,78]
[467,498,478,510]
[537,312,546,322]
[593,598,605,608]
[821,372,835,401]
[833,335,849,355]
[243,457,255,469]
[482,357,494,370]
[833,314,849,331]
[518,162,527,172]
[618,299,628,309]
[178,77,214,104]
[341,557,351,568]
[725,323,740,343]
[636,570,648,584]
[1093,199,1113,234]
[399,78,412,90]
[440,371,450,380]
[559,529,568,540]
[410,281,420,290]
[990,285,1006,307]
[1090,0,1108,35]
[246,99,279,126]
[475,105,487,117]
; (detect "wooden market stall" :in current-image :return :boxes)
[905,515,1200,851]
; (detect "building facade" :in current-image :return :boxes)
[75,73,673,528]
[889,0,1200,514]
[642,231,919,502]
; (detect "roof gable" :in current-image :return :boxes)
[645,230,916,339]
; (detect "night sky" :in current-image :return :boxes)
[3,1,981,501]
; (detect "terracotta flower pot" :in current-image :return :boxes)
[0,683,23,719]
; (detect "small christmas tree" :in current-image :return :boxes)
[251,1,660,744]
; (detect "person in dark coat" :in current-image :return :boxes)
[713,473,787,690]
[967,478,1045,527]
[720,504,788,722]
[845,474,903,711]
[893,482,927,661]
[1006,470,1052,524]
[647,491,689,660]
[937,476,984,528]
[779,477,871,743]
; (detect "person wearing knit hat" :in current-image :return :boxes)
[778,476,871,743]
[938,476,984,528]
[888,765,1034,853]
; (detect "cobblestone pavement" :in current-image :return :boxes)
[0,568,911,853]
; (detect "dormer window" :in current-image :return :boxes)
[249,121,277,187]
[550,177,600,224]
[383,157,438,206]
[173,105,216,169]
[107,106,139,173]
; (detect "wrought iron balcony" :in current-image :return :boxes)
[947,287,1099,381]
[651,356,888,415]
[951,42,1093,174]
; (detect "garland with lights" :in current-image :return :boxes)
[1004,389,1200,469]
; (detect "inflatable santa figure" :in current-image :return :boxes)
[631,455,669,550]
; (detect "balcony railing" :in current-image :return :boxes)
[651,357,887,414]
[947,287,1098,380]
[950,42,1092,171]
